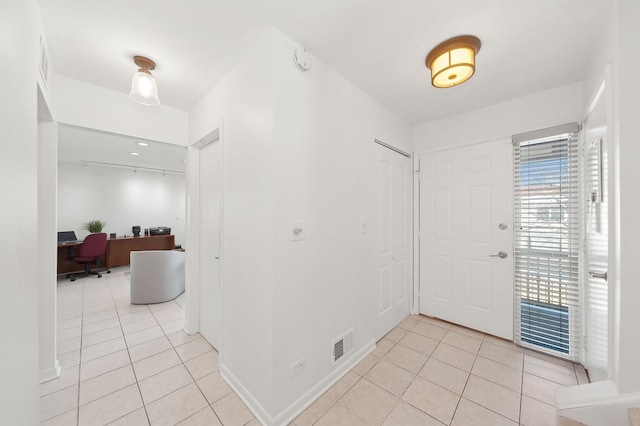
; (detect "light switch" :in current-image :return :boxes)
[291,221,305,241]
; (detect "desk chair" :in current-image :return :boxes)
[68,233,109,282]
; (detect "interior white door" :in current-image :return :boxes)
[375,143,411,340]
[199,140,221,349]
[419,142,513,339]
[583,84,609,382]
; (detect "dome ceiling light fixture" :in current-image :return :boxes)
[129,55,160,106]
[425,35,481,88]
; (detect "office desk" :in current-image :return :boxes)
[57,241,83,274]
[107,235,175,268]
[57,234,175,274]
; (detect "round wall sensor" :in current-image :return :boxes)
[293,47,312,71]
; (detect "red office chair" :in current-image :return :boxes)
[68,233,109,282]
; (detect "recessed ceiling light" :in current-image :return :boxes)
[129,152,140,156]
[136,142,149,147]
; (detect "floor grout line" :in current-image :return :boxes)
[50,276,581,426]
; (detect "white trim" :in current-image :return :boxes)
[39,360,61,383]
[219,339,376,426]
[586,81,606,117]
[413,135,512,157]
[411,155,420,315]
[219,363,271,425]
[603,64,618,384]
[373,138,411,157]
[557,380,640,426]
[511,122,579,144]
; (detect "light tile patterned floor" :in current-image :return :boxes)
[41,268,258,425]
[291,316,589,426]
[43,268,589,425]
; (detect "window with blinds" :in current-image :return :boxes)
[513,123,580,360]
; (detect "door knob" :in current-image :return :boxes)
[490,251,508,259]
[588,270,607,281]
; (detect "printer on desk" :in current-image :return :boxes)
[149,226,171,236]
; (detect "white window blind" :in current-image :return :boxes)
[513,123,580,360]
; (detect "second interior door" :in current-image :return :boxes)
[418,142,513,339]
[199,139,222,349]
[376,143,411,340]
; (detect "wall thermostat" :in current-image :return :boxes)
[293,47,312,71]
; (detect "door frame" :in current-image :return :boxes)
[184,122,224,354]
[581,68,615,380]
[413,138,513,322]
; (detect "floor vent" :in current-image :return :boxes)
[332,328,354,366]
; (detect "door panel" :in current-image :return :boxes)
[376,144,411,340]
[199,140,221,349]
[419,142,513,339]
[583,82,609,381]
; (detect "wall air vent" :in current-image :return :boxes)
[332,328,354,366]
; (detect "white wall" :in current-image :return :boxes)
[189,30,276,417]
[562,0,640,399]
[412,83,583,151]
[0,0,41,423]
[53,74,189,146]
[270,30,411,419]
[612,0,640,394]
[189,28,411,424]
[58,162,186,246]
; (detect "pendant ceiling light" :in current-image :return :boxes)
[129,55,160,106]
[425,35,481,88]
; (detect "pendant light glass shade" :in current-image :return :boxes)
[129,56,160,106]
[426,35,481,88]
[130,71,159,105]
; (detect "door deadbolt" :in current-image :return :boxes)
[490,251,508,259]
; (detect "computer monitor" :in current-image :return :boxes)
[149,227,171,236]
[57,231,78,243]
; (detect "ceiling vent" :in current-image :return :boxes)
[332,328,354,366]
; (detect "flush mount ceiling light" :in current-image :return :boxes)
[425,35,481,88]
[129,55,160,106]
[136,141,149,147]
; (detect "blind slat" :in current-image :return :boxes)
[514,128,580,361]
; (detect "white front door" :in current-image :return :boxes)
[198,139,222,349]
[419,142,513,339]
[375,143,412,340]
[583,82,609,381]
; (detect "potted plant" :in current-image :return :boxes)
[83,220,106,233]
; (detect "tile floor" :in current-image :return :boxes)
[291,316,589,426]
[42,268,258,425]
[43,268,589,425]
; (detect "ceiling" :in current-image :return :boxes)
[39,0,612,125]
[58,125,186,172]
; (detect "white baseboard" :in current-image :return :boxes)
[219,364,272,425]
[182,323,197,336]
[557,380,640,425]
[219,339,376,426]
[39,359,61,383]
